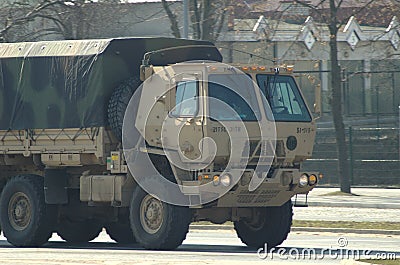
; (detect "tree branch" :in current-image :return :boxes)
[191,0,201,39]
[161,0,181,38]
[214,1,228,41]
[0,0,64,37]
[293,0,328,11]
[335,0,376,29]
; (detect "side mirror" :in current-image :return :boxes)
[313,84,321,119]
[140,65,154,81]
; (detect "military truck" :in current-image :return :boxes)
[0,37,318,250]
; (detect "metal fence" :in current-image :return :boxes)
[342,69,400,116]
[302,127,400,186]
[293,60,400,118]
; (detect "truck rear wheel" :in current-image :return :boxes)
[234,200,293,249]
[105,217,136,244]
[129,184,192,250]
[108,77,141,141]
[0,175,56,247]
[57,220,102,243]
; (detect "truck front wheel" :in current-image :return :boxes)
[129,184,192,250]
[0,175,56,247]
[234,200,293,249]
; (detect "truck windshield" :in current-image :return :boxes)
[208,74,260,121]
[256,74,312,122]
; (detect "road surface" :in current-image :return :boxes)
[0,229,399,265]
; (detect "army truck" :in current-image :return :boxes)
[0,37,318,250]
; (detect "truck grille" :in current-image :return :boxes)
[242,140,277,164]
[237,189,280,204]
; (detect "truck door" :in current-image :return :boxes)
[163,74,206,165]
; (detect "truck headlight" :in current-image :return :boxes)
[309,174,317,185]
[220,174,231,187]
[299,174,309,187]
[212,175,220,186]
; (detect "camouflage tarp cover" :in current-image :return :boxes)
[0,37,222,130]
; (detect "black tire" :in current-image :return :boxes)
[57,220,102,243]
[129,184,192,250]
[234,200,293,249]
[0,175,56,247]
[108,77,142,141]
[105,215,136,244]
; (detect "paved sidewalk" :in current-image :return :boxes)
[304,187,400,209]
[293,206,400,222]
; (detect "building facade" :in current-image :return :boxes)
[217,15,400,118]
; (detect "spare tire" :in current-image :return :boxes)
[108,78,142,141]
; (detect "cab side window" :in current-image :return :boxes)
[270,81,302,114]
[171,80,198,117]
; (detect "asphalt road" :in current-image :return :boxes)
[0,229,399,265]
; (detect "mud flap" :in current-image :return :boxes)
[44,169,68,204]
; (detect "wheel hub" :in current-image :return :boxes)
[8,192,32,231]
[140,195,163,234]
[15,204,24,217]
[243,209,266,231]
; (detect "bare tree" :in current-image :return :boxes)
[291,0,384,193]
[161,0,230,41]
[44,0,96,40]
[161,0,181,38]
[0,0,63,42]
[0,0,131,42]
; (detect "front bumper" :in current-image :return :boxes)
[182,169,319,207]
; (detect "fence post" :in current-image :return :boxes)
[348,126,354,186]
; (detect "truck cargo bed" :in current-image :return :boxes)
[0,127,115,166]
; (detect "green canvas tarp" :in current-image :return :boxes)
[0,37,222,130]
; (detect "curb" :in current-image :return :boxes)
[308,201,400,209]
[340,260,392,265]
[340,260,377,265]
[189,225,400,235]
[291,227,400,235]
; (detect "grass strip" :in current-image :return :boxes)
[293,220,400,230]
[321,191,360,196]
